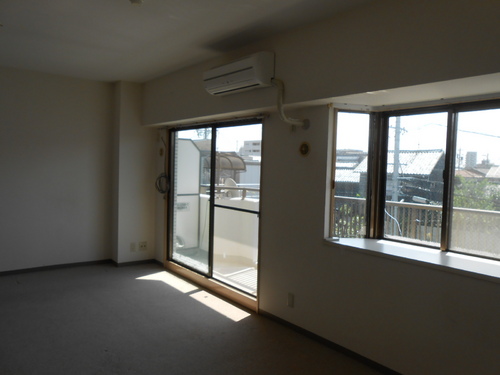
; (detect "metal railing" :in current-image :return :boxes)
[450,207,500,258]
[214,185,260,200]
[334,196,367,238]
[334,196,444,242]
[201,184,260,199]
[384,200,442,245]
[334,196,500,258]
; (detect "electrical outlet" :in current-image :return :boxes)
[287,293,294,308]
[139,241,147,251]
[130,242,136,252]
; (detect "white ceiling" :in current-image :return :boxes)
[330,73,500,112]
[0,0,372,82]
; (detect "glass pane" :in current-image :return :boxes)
[384,112,447,246]
[171,128,211,274]
[333,112,370,238]
[451,108,500,259]
[212,124,262,295]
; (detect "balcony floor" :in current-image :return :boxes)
[172,249,258,296]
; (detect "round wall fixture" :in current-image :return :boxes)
[299,142,310,156]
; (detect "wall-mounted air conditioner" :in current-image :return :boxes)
[203,51,275,96]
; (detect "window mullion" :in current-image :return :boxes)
[369,112,389,238]
[329,108,339,238]
[208,125,217,276]
[440,110,458,251]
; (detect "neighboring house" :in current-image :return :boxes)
[455,164,500,183]
[191,139,261,191]
[240,140,262,157]
[455,168,486,179]
[337,149,445,203]
[485,165,500,183]
[334,150,367,197]
[188,139,247,185]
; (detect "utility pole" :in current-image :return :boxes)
[391,116,401,236]
[392,116,401,202]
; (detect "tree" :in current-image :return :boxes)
[196,128,211,140]
[453,176,500,210]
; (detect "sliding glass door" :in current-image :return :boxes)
[171,127,211,274]
[169,121,262,295]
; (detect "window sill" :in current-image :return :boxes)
[324,238,500,284]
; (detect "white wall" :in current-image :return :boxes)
[154,129,167,262]
[142,1,500,374]
[143,0,500,126]
[0,67,113,271]
[259,106,500,375]
[113,82,157,263]
[0,72,158,270]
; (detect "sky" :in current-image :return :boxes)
[336,109,500,167]
[456,109,500,166]
[177,123,262,153]
[216,124,262,153]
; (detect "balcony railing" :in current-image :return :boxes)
[334,196,500,259]
[334,196,367,238]
[450,207,500,258]
[201,184,260,199]
[384,200,442,245]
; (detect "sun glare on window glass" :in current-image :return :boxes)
[333,112,370,238]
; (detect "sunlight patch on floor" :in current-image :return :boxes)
[137,271,198,293]
[136,271,251,322]
[189,290,251,322]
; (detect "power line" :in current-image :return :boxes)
[424,122,500,138]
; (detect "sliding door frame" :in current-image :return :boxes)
[164,117,263,311]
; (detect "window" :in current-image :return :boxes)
[332,112,370,238]
[451,107,500,259]
[331,100,500,261]
[384,112,447,246]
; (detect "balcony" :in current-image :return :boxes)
[173,184,259,296]
[334,196,500,259]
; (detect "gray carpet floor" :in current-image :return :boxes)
[0,262,386,375]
